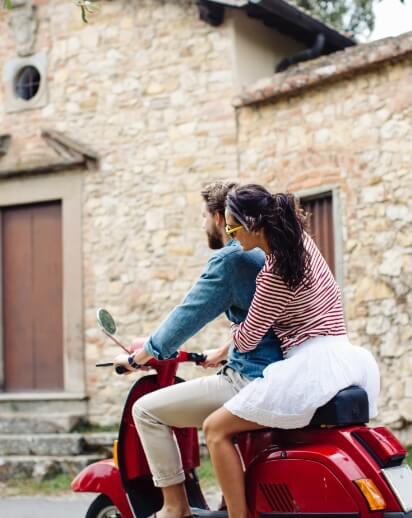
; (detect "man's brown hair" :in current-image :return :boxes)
[201,181,238,217]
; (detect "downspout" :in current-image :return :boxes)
[275,32,326,72]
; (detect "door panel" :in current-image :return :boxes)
[2,202,63,391]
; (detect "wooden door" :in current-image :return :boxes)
[2,201,63,391]
[301,193,335,276]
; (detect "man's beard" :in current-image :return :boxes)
[207,227,224,250]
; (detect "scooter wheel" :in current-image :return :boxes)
[85,494,121,518]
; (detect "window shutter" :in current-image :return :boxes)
[300,193,335,276]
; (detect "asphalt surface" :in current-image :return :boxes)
[0,490,221,517]
[0,493,96,518]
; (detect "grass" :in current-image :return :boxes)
[407,446,412,466]
[198,455,218,489]
[0,473,73,497]
[0,457,217,497]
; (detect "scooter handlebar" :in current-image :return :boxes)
[97,351,209,375]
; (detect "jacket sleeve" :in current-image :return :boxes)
[144,254,233,359]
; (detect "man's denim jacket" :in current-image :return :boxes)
[144,240,283,379]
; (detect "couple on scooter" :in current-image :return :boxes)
[115,182,380,518]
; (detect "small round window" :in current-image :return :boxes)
[14,65,41,101]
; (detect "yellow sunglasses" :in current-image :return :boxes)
[225,224,243,236]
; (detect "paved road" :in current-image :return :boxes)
[0,494,96,518]
[0,490,221,517]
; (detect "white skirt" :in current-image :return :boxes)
[224,335,380,429]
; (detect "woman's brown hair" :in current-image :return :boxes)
[226,184,311,290]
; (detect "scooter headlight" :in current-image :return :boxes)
[354,478,386,511]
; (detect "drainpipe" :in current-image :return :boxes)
[275,32,326,72]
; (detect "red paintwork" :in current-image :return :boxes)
[117,347,200,480]
[119,374,199,480]
[72,351,201,516]
[239,426,404,518]
[71,460,133,518]
[354,426,407,466]
[73,350,408,518]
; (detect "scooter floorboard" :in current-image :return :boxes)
[191,508,228,517]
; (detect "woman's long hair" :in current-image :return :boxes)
[226,184,311,290]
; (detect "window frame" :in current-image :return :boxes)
[297,185,344,292]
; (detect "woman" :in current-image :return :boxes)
[203,184,380,518]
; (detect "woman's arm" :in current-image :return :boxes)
[232,270,294,352]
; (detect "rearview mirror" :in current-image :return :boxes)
[97,308,117,335]
[96,308,130,354]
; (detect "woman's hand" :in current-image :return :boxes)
[201,344,230,368]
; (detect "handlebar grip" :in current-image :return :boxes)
[187,352,207,364]
[115,365,128,375]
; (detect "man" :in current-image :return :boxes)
[115,181,282,518]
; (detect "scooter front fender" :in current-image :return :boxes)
[72,459,132,518]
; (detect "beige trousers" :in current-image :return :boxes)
[132,368,249,487]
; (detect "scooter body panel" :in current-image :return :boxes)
[71,459,133,518]
[241,426,405,518]
[118,374,200,482]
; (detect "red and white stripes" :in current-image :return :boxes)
[232,235,346,355]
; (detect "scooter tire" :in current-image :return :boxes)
[85,494,121,518]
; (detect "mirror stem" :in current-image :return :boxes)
[102,329,131,354]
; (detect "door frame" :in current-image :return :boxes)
[0,171,84,395]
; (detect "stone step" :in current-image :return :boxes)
[0,393,88,415]
[0,454,103,482]
[0,413,84,434]
[0,432,117,456]
[83,432,117,454]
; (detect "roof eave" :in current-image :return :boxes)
[250,0,355,50]
[201,0,356,51]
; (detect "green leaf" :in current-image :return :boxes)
[294,0,378,36]
[3,0,13,9]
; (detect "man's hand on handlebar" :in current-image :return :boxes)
[114,348,153,373]
[200,343,230,368]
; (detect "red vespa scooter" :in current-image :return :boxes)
[72,310,412,518]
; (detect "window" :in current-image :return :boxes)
[14,65,41,101]
[3,52,48,113]
[300,192,335,276]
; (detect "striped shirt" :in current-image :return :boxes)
[232,235,347,355]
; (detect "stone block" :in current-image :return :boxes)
[355,278,393,303]
[379,249,403,277]
[0,455,102,482]
[0,413,83,434]
[366,316,390,336]
[399,399,412,422]
[0,434,85,456]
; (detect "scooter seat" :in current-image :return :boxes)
[309,385,369,426]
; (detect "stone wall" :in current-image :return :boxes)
[235,40,412,441]
[1,0,411,437]
[0,0,239,424]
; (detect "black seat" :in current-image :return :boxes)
[309,385,369,426]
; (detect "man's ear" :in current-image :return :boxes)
[213,212,224,227]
